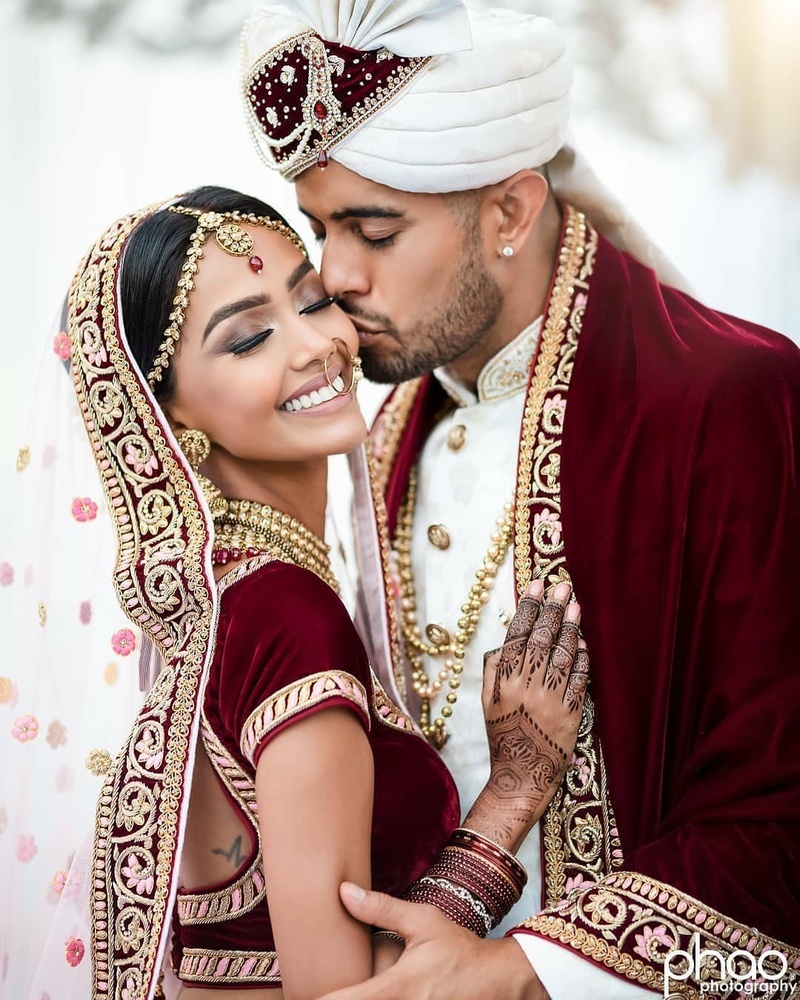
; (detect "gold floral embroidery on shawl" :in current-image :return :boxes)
[506,207,624,910]
[516,872,800,997]
[510,208,800,990]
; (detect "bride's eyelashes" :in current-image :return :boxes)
[229,329,273,356]
[299,295,339,316]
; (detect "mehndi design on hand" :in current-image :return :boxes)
[465,580,590,852]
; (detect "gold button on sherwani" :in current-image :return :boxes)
[427,524,451,550]
[425,623,452,647]
[447,424,468,451]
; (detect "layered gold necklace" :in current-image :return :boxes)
[212,498,339,594]
[394,465,514,749]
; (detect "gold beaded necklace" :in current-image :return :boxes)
[213,498,339,594]
[394,465,514,749]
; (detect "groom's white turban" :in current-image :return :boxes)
[241,0,689,289]
[241,0,572,193]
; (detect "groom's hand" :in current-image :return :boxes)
[317,883,550,1000]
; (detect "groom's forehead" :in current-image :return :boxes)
[294,162,433,221]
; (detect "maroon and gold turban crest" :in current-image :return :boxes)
[244,30,431,179]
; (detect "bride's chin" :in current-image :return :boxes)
[322,413,369,456]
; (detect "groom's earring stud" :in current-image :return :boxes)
[501,245,515,258]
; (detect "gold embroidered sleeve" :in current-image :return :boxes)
[239,669,370,767]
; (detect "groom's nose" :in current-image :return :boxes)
[319,239,371,300]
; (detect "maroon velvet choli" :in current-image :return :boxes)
[171,557,459,989]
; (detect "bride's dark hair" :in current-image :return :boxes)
[121,185,302,401]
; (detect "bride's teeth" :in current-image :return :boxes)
[283,382,344,411]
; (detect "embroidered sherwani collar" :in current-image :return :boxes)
[434,316,543,407]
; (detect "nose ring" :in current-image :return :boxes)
[324,338,363,396]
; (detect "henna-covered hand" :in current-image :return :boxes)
[464,580,590,854]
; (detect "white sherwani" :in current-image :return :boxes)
[332,320,655,998]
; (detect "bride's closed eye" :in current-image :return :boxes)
[229,329,273,356]
[299,295,338,316]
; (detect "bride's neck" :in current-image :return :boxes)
[204,455,329,539]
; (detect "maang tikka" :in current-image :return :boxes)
[146,205,308,390]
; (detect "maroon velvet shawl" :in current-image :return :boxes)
[373,211,800,992]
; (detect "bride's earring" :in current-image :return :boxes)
[324,339,363,396]
[177,429,210,470]
[177,429,225,516]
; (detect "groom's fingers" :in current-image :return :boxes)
[339,883,438,942]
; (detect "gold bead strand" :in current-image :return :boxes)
[394,465,514,749]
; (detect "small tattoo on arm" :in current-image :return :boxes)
[212,834,246,868]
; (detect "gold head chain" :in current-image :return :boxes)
[146,205,308,389]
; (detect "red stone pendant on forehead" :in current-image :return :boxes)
[249,255,264,273]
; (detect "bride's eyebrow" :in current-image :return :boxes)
[287,259,313,290]
[202,262,314,343]
[203,294,270,343]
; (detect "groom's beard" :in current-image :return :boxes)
[341,237,504,385]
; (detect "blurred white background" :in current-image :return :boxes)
[1,0,799,514]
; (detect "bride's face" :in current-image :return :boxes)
[164,227,367,467]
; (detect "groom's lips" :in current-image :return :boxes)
[351,319,387,341]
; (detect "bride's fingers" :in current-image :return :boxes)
[541,602,581,693]
[481,646,501,713]
[504,579,544,642]
[564,638,590,713]
[526,581,571,679]
[484,581,547,706]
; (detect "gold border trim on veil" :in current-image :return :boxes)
[69,207,217,1000]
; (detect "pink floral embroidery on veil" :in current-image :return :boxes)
[122,973,141,999]
[0,562,13,587]
[124,442,158,477]
[111,628,137,656]
[71,497,98,522]
[121,853,155,895]
[65,937,85,967]
[46,720,68,749]
[52,332,72,361]
[17,835,37,862]
[82,327,107,366]
[12,715,39,742]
